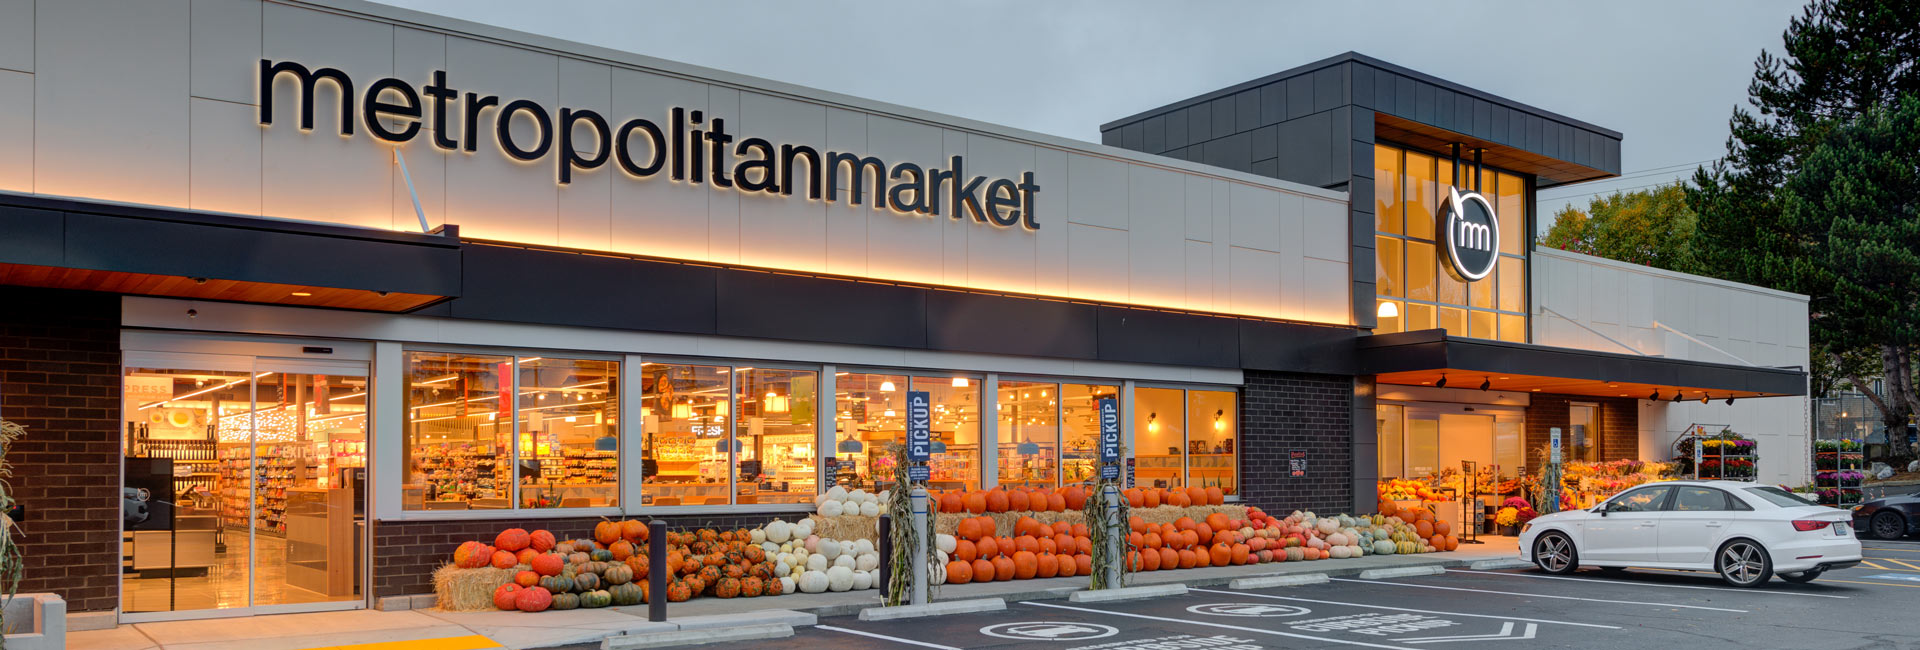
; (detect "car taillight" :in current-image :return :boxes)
[1792,520,1832,532]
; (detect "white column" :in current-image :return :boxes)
[371,341,404,522]
[620,354,645,514]
[819,365,837,497]
[982,373,999,490]
[1121,380,1136,489]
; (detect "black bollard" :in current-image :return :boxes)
[877,514,892,596]
[648,520,667,622]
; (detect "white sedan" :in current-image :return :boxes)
[1519,480,1861,587]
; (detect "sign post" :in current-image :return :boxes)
[1544,427,1562,515]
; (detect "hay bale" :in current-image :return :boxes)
[1130,504,1249,527]
[433,564,514,611]
[807,514,879,542]
[936,510,1087,537]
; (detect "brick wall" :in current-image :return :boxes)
[0,287,122,613]
[1238,371,1354,516]
[373,511,794,596]
[1525,394,1638,467]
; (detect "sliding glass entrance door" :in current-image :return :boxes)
[122,354,368,620]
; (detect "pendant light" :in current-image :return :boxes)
[764,391,789,413]
[930,439,947,454]
[836,431,863,453]
[880,380,896,392]
[1377,301,1399,318]
[1213,409,1226,432]
[671,400,692,420]
[952,377,969,387]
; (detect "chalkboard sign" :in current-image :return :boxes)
[822,457,838,489]
[908,465,930,482]
[739,460,763,481]
[1288,449,1307,478]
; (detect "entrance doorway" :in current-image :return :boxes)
[121,353,368,620]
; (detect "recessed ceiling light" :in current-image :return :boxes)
[291,291,312,297]
[1530,388,1540,392]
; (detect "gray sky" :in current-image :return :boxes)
[374,0,1805,236]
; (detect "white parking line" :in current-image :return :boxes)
[1022,601,1416,650]
[1188,587,1621,629]
[1447,569,1851,598]
[1325,578,1747,612]
[817,625,964,650]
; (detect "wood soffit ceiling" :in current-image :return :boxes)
[0,263,443,312]
[1375,113,1613,186]
[1374,369,1792,401]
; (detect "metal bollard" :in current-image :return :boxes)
[1103,485,1122,588]
[910,487,929,605]
[877,514,892,598]
[648,520,667,622]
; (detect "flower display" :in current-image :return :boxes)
[1495,507,1519,527]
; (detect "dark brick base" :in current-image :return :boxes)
[1239,371,1354,516]
[373,511,799,597]
[0,287,122,613]
[1525,394,1639,466]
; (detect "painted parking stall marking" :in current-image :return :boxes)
[979,622,1119,642]
[1863,573,1920,583]
[1186,603,1312,617]
[1327,577,1749,611]
[1187,587,1621,629]
[1053,633,1264,650]
[1285,612,1460,636]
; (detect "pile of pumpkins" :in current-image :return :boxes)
[452,524,651,613]
[814,486,884,517]
[1122,485,1230,508]
[935,515,1095,584]
[760,518,885,593]
[934,485,1091,513]
[1122,507,1306,571]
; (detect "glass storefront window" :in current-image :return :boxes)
[1377,300,1402,334]
[913,376,981,491]
[1377,404,1405,478]
[832,372,904,490]
[1374,144,1402,234]
[736,368,818,504]
[1187,390,1238,495]
[1406,241,1436,302]
[1497,172,1524,256]
[997,381,1057,489]
[1374,142,1529,341]
[1569,403,1599,463]
[1376,236,1404,298]
[1134,387,1185,490]
[1406,302,1437,332]
[1498,313,1527,343]
[640,362,730,506]
[1060,383,1117,486]
[1438,306,1466,337]
[517,358,618,508]
[1404,151,1437,240]
[405,352,512,509]
[1498,258,1525,315]
[1468,310,1496,339]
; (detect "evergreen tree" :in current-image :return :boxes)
[1688,0,1920,441]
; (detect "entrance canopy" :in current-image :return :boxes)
[1358,330,1806,400]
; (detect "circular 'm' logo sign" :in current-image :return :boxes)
[1441,186,1500,281]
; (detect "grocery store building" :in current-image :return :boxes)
[0,0,1807,624]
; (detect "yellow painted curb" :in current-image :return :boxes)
[300,634,500,650]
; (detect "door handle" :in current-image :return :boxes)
[1705,522,1723,528]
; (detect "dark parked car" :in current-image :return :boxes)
[1854,489,1920,539]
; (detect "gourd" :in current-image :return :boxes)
[820,500,845,517]
[826,566,855,592]
[765,520,794,544]
[1373,540,1397,555]
[852,569,874,590]
[859,501,881,516]
[798,570,829,593]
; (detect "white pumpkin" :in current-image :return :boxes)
[806,554,828,572]
[764,520,793,544]
[775,560,791,576]
[1326,532,1349,547]
[820,500,846,517]
[1349,544,1364,557]
[804,535,821,553]
[825,486,849,502]
[936,550,949,565]
[799,570,829,593]
[852,569,874,590]
[931,562,946,585]
[749,528,767,544]
[795,520,815,539]
[935,534,956,554]
[855,551,879,571]
[858,501,882,517]
[761,542,780,555]
[833,554,857,569]
[1329,545,1352,559]
[779,576,797,594]
[817,538,842,560]
[1316,519,1340,535]
[848,488,868,503]
[854,538,877,556]
[826,566,855,592]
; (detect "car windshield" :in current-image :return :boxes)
[1745,486,1818,507]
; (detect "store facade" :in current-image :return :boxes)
[0,1,1805,624]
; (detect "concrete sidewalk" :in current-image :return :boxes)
[70,540,1521,650]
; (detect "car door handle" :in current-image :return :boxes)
[1705,522,1723,528]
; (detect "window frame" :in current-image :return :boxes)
[1134,381,1243,500]
[1370,139,1532,341]
[1667,486,1734,512]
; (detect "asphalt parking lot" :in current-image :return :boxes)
[738,538,1920,650]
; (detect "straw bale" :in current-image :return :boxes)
[806,514,879,542]
[432,564,514,611]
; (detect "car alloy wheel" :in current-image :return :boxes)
[1717,540,1772,587]
[1534,533,1576,574]
[1872,511,1906,540]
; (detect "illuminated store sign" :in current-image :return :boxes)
[1440,186,1498,281]
[257,60,1042,230]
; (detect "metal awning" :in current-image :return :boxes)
[1358,329,1806,400]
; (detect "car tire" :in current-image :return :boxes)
[1871,511,1907,540]
[1716,539,1773,587]
[1532,532,1578,575]
[1597,566,1626,574]
[1779,569,1824,584]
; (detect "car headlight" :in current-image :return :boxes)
[1851,506,1863,512]
[1520,523,1531,534]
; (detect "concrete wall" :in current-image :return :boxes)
[0,0,1352,325]
[1531,249,1811,485]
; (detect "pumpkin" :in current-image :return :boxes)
[609,582,644,606]
[602,564,634,585]
[991,555,1015,581]
[550,591,580,610]
[1414,520,1434,538]
[1158,547,1178,569]
[970,558,996,583]
[742,576,765,597]
[574,571,601,591]
[493,583,523,610]
[1056,553,1078,577]
[531,553,564,577]
[621,519,648,543]
[490,550,517,569]
[595,520,622,546]
[1175,549,1197,569]
[798,570,829,593]
[954,539,978,563]
[976,537,1000,560]
[453,541,486,567]
[610,540,636,561]
[1205,486,1225,506]
[1006,489,1031,512]
[696,564,721,586]
[495,528,531,552]
[1143,488,1162,508]
[626,555,649,576]
[514,548,539,566]
[1123,488,1144,508]
[568,551,591,565]
[714,576,741,598]
[539,574,575,594]
[1185,486,1208,507]
[514,570,541,588]
[527,529,557,553]
[515,586,553,612]
[1034,552,1059,578]
[590,549,613,562]
[1063,486,1088,510]
[945,560,973,584]
[665,581,691,602]
[964,492,988,514]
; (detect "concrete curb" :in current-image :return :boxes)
[1469,559,1536,570]
[601,623,793,649]
[1229,573,1330,589]
[857,598,1006,621]
[1357,565,1447,580]
[673,609,817,630]
[1069,584,1187,603]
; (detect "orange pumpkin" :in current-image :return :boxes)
[1054,533,1076,554]
[1143,532,1163,549]
[956,518,983,542]
[1186,486,1208,507]
[1143,489,1162,508]
[986,489,1010,513]
[1007,490,1031,512]
[1158,547,1178,569]
[954,539,978,563]
[1035,552,1059,578]
[593,521,621,546]
[945,560,973,584]
[1193,523,1214,544]
[1205,513,1230,531]
[514,570,540,587]
[1041,493,1063,511]
[1128,515,1148,533]
[1052,521,1072,536]
[976,537,1000,560]
[1039,537,1057,554]
[1378,499,1399,518]
[610,540,635,561]
[1011,551,1039,579]
[971,558,997,583]
[1123,488,1144,508]
[1434,520,1452,537]
[1205,486,1225,506]
[991,555,1016,581]
[1175,516,1197,531]
[496,528,531,552]
[528,529,557,552]
[1141,548,1161,571]
[1063,486,1088,510]
[1230,543,1251,565]
[1446,535,1460,551]
[1176,548,1198,569]
[1071,523,1089,538]
[1207,543,1231,567]
[1074,554,1093,577]
[1127,550,1144,571]
[515,548,539,565]
[1055,552,1078,577]
[964,492,988,515]
[1414,520,1434,538]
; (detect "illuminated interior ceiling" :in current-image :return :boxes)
[0,262,443,311]
[1360,329,1806,400]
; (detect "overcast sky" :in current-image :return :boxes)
[375,0,1806,236]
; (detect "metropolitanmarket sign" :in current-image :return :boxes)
[1440,186,1499,281]
[257,60,1043,231]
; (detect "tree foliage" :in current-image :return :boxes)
[1687,0,1920,435]
[1537,183,1698,273]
